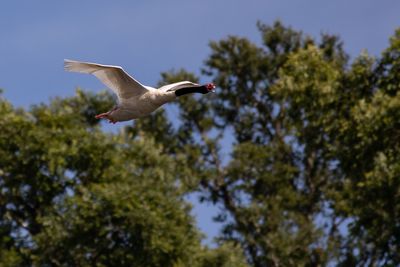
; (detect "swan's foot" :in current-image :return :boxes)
[95,112,110,120]
[95,112,117,124]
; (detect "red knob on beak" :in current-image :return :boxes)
[206,83,216,92]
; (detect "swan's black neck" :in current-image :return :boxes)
[175,86,208,97]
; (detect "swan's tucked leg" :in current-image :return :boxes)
[95,112,110,119]
[95,108,118,124]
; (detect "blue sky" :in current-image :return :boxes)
[1,0,399,245]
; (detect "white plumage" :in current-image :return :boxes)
[64,59,215,123]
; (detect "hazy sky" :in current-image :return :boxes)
[1,0,399,244]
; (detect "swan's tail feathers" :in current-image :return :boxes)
[64,59,100,74]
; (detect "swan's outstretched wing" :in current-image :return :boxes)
[64,59,148,100]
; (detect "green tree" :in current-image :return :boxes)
[0,90,247,266]
[140,22,346,266]
[332,29,400,266]
[135,22,400,266]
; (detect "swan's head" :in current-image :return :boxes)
[204,83,216,93]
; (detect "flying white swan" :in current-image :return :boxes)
[64,59,215,123]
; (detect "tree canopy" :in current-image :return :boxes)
[1,21,400,266]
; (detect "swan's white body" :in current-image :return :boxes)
[64,59,204,123]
